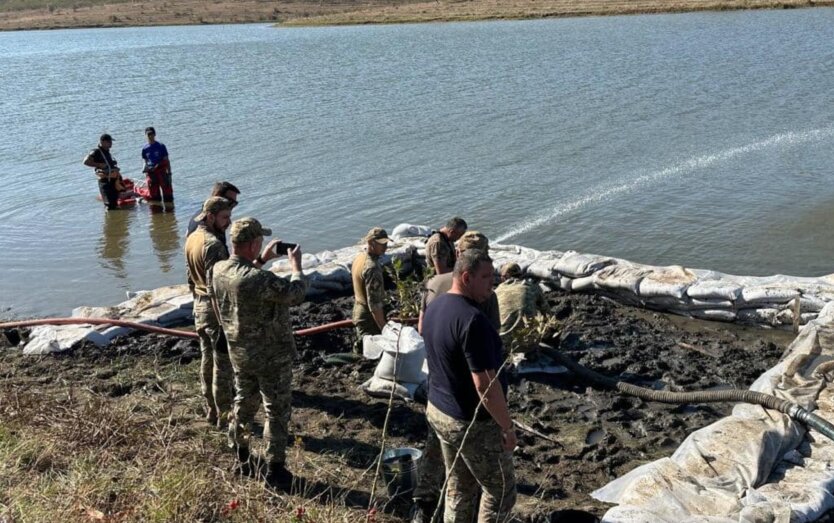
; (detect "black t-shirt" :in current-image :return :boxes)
[423,292,507,422]
[186,209,201,237]
[88,147,118,169]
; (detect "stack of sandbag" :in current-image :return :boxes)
[270,241,416,297]
[384,224,834,330]
[591,302,834,522]
[361,322,427,401]
[23,284,193,354]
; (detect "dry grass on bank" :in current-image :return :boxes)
[0,0,832,31]
[0,360,399,523]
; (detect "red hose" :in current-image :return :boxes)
[0,316,417,339]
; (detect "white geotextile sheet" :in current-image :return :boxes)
[593,302,834,523]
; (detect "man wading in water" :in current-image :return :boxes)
[83,133,122,210]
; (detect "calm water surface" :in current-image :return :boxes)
[2,10,834,316]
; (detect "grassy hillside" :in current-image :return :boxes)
[0,0,830,31]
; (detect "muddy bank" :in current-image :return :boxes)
[0,288,795,520]
[1,0,831,32]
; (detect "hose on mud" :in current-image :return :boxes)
[540,343,834,443]
[0,317,414,340]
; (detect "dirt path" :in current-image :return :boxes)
[0,0,830,31]
[0,289,796,520]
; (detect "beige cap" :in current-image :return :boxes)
[501,262,523,279]
[230,217,272,244]
[457,231,489,253]
[195,196,232,221]
[363,227,392,245]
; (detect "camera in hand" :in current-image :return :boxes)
[273,241,298,256]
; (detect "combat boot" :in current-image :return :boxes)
[231,447,266,478]
[408,500,437,523]
[265,462,295,492]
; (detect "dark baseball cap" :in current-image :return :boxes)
[145,127,155,135]
[100,133,113,143]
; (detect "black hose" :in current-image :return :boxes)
[540,343,834,442]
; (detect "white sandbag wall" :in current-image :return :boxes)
[591,302,834,523]
[21,222,834,353]
[386,223,834,330]
[270,242,417,297]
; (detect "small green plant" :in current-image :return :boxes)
[386,258,425,320]
[506,312,560,355]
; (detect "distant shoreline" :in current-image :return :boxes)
[0,0,831,32]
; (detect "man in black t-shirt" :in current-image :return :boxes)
[423,249,516,523]
[83,133,120,210]
[186,181,240,246]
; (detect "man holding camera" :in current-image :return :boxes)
[211,217,307,489]
[83,133,121,210]
[184,196,235,428]
[351,227,392,353]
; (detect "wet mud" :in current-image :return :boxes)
[0,289,797,520]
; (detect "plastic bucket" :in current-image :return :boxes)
[381,447,422,499]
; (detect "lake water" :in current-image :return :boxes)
[2,9,834,317]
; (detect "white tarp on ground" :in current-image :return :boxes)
[592,302,834,523]
[23,284,193,354]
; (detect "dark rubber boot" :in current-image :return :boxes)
[266,463,295,491]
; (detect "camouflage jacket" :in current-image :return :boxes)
[425,231,456,272]
[495,278,548,334]
[351,250,385,311]
[210,255,308,353]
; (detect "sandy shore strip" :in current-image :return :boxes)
[0,0,831,31]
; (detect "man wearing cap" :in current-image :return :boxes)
[187,181,241,241]
[211,217,307,489]
[495,262,549,346]
[83,133,121,210]
[423,249,516,523]
[141,126,174,208]
[351,227,391,353]
[184,196,235,428]
[425,217,467,275]
[411,230,500,522]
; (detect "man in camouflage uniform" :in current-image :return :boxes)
[411,230,500,523]
[184,196,234,427]
[211,217,308,489]
[495,262,549,346]
[351,227,391,353]
[425,217,467,275]
[423,249,516,523]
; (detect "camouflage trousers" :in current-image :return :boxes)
[413,416,445,509]
[352,302,381,353]
[426,403,517,523]
[227,346,293,465]
[194,296,234,424]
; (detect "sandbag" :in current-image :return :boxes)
[737,308,780,326]
[391,223,432,239]
[555,251,616,278]
[638,266,696,299]
[687,280,743,301]
[592,265,647,296]
[526,258,559,279]
[740,286,801,306]
[361,376,420,402]
[366,322,427,385]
